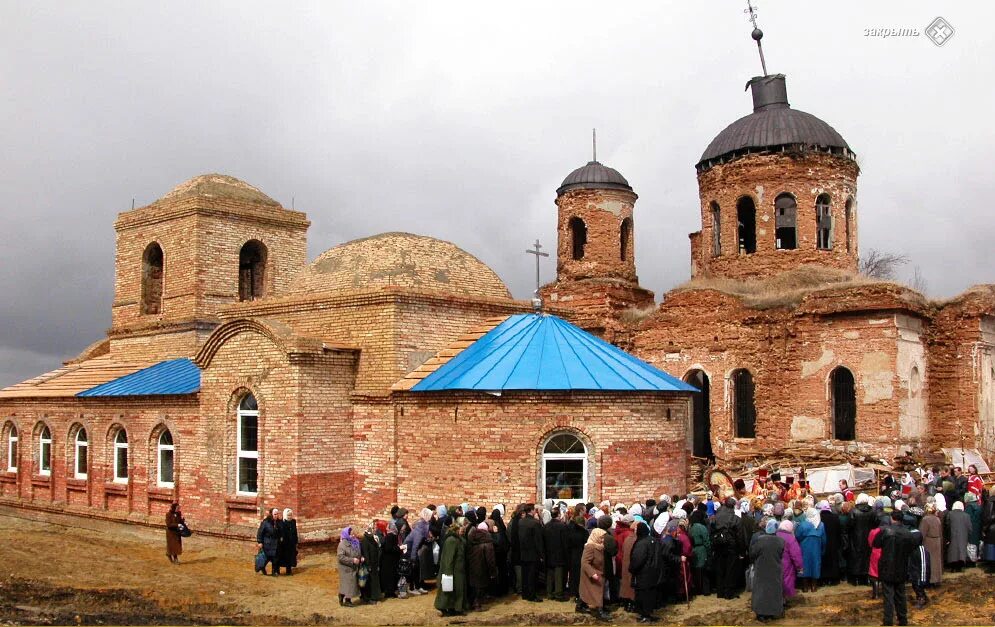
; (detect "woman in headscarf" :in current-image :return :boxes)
[944,500,972,572]
[565,514,589,603]
[867,518,883,600]
[628,521,661,623]
[489,507,510,597]
[919,502,943,585]
[467,521,496,610]
[848,493,877,586]
[165,502,184,564]
[337,527,362,606]
[674,518,694,603]
[434,522,468,616]
[776,519,803,602]
[380,520,402,598]
[278,508,299,575]
[579,528,610,621]
[689,507,712,597]
[618,515,638,611]
[405,507,433,594]
[794,505,826,593]
[817,500,842,586]
[750,519,785,621]
[360,522,383,604]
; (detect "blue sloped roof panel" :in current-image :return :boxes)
[77,358,200,397]
[411,314,698,393]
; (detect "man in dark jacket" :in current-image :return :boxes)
[564,515,589,601]
[711,498,743,599]
[953,466,969,504]
[543,508,568,601]
[598,515,620,604]
[628,522,661,623]
[517,504,544,602]
[873,511,915,626]
[256,508,281,576]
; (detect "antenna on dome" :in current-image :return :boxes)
[592,128,598,163]
[131,198,135,210]
[745,0,768,76]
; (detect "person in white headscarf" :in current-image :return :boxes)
[278,508,299,575]
[794,504,826,592]
[933,493,947,513]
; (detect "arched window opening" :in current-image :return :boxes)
[141,242,164,315]
[158,429,175,488]
[831,367,856,441]
[542,432,587,504]
[736,197,757,254]
[619,218,632,262]
[39,425,52,476]
[774,193,797,250]
[237,394,259,495]
[816,194,832,250]
[569,217,587,260]
[74,428,88,480]
[732,369,756,438]
[6,425,18,472]
[685,370,713,458]
[845,198,854,253]
[238,240,267,301]
[113,429,129,483]
[710,202,721,257]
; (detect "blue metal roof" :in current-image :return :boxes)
[77,358,200,397]
[411,314,698,393]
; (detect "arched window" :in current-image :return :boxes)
[845,198,854,253]
[569,217,587,260]
[685,370,712,458]
[239,240,267,301]
[710,202,721,257]
[831,367,856,441]
[38,425,52,476]
[736,197,757,254]
[6,425,18,472]
[732,369,756,438]
[74,428,88,480]
[113,429,129,483]
[542,432,587,504]
[816,194,832,250]
[237,394,259,495]
[619,218,632,262]
[774,193,797,250]
[141,242,164,315]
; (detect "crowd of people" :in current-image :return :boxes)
[232,463,993,625]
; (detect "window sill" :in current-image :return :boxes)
[0,472,17,484]
[226,495,259,511]
[148,487,175,502]
[104,482,129,494]
[31,476,52,488]
[66,478,88,491]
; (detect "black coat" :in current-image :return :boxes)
[256,518,280,557]
[603,533,618,579]
[543,519,568,567]
[849,504,878,576]
[819,510,842,580]
[628,535,662,590]
[380,531,401,595]
[711,506,743,555]
[508,515,521,565]
[518,515,545,563]
[873,523,915,584]
[564,521,589,596]
[467,527,497,589]
[277,519,298,567]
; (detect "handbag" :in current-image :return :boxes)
[358,564,369,588]
[397,557,413,577]
[178,523,193,538]
[967,542,979,563]
[433,541,441,565]
[745,564,755,592]
[254,550,267,572]
[441,573,454,592]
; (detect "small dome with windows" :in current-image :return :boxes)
[557,161,633,196]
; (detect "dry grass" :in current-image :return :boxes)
[619,304,657,324]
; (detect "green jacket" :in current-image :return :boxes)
[434,533,468,612]
[690,522,711,568]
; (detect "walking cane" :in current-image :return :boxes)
[683,559,690,609]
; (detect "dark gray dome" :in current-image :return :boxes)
[697,75,855,172]
[557,161,633,196]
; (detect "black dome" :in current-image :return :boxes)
[697,75,855,172]
[557,161,633,196]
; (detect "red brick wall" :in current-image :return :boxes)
[555,188,639,283]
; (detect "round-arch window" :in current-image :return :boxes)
[39,426,52,476]
[158,429,174,487]
[113,429,129,483]
[239,394,258,412]
[7,425,18,472]
[542,433,587,504]
[74,428,88,479]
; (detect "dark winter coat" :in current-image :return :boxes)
[278,519,299,568]
[873,523,914,584]
[919,513,943,584]
[508,514,521,565]
[908,530,929,587]
[711,506,743,555]
[165,510,184,557]
[256,518,280,557]
[603,532,618,580]
[360,532,383,601]
[849,503,878,576]
[543,518,568,567]
[750,533,785,619]
[467,527,497,589]
[565,520,589,597]
[819,510,842,580]
[380,531,401,595]
[518,515,544,563]
[628,533,662,590]
[944,508,972,564]
[434,533,468,612]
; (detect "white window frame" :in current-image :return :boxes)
[6,426,17,473]
[113,429,129,483]
[237,400,259,496]
[74,428,88,480]
[39,426,52,476]
[157,430,175,489]
[541,434,588,507]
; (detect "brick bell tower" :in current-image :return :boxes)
[541,150,654,342]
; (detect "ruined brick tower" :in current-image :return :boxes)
[690,74,860,280]
[541,157,654,340]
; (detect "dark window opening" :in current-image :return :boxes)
[845,198,854,253]
[141,242,164,315]
[732,369,756,438]
[685,370,713,458]
[619,218,632,262]
[239,240,267,301]
[775,193,797,250]
[816,194,832,250]
[736,197,756,254]
[569,217,587,260]
[710,201,721,257]
[831,366,856,441]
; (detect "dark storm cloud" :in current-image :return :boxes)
[2,1,994,387]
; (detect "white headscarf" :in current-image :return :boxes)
[540,509,552,525]
[805,507,822,528]
[283,508,294,521]
[493,503,505,517]
[653,511,670,534]
[934,493,947,512]
[856,493,871,506]
[952,501,964,511]
[630,503,643,517]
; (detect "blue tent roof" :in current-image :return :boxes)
[77,358,200,397]
[411,314,698,393]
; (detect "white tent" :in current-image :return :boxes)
[806,463,876,495]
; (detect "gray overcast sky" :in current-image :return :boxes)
[1,1,993,387]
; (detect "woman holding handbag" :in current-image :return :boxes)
[337,527,362,606]
[434,522,468,616]
[165,502,185,564]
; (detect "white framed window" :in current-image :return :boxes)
[236,395,258,495]
[74,428,88,479]
[157,429,175,488]
[39,426,52,476]
[541,433,587,506]
[6,425,17,472]
[113,429,129,483]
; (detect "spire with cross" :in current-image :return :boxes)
[745,0,769,76]
[525,239,549,312]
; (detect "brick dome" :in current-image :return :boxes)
[156,173,280,207]
[556,161,633,196]
[290,232,512,300]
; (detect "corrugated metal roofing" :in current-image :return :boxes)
[556,161,632,195]
[77,358,200,397]
[410,314,697,393]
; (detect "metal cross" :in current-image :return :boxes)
[745,0,768,76]
[525,239,549,295]
[745,0,759,29]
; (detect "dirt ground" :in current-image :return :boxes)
[2,508,995,626]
